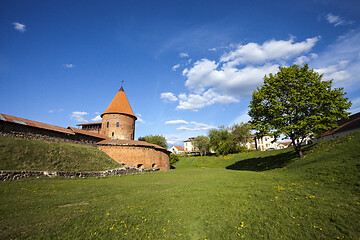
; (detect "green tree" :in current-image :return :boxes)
[249,64,351,158]
[231,123,252,146]
[208,126,234,156]
[193,136,210,156]
[169,153,180,168]
[138,135,168,149]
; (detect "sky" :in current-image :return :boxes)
[1,0,360,147]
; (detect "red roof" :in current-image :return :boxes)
[172,146,184,151]
[101,87,137,119]
[67,127,107,140]
[278,142,292,146]
[0,113,74,135]
[321,112,360,137]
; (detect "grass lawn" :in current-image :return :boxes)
[1,132,359,239]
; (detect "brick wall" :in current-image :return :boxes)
[98,145,170,170]
[0,121,102,146]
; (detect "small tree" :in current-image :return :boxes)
[208,126,234,155]
[169,153,180,167]
[193,136,210,156]
[139,135,168,149]
[231,123,252,146]
[249,64,351,158]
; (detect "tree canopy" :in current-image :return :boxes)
[138,135,168,149]
[248,64,351,158]
[208,123,251,156]
[192,136,210,156]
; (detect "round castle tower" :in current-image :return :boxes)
[100,86,137,140]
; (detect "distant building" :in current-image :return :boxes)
[277,142,292,149]
[315,112,360,142]
[251,135,278,151]
[184,137,195,153]
[170,146,185,155]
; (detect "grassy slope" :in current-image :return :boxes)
[0,132,359,239]
[0,135,121,171]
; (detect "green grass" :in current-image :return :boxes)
[0,132,359,239]
[0,135,121,171]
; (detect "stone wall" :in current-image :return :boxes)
[0,166,159,181]
[0,121,102,146]
[98,145,170,170]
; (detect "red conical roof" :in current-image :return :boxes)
[101,87,137,119]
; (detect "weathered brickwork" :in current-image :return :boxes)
[101,114,135,140]
[98,145,170,170]
[0,121,102,146]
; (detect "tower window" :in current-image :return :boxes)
[107,122,109,128]
[116,122,119,127]
[112,132,114,137]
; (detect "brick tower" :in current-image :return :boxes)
[100,86,137,140]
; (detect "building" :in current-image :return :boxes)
[314,112,360,142]
[170,146,185,155]
[0,86,170,170]
[277,142,292,149]
[80,86,170,170]
[248,134,278,151]
[183,137,195,153]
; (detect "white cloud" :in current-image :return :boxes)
[164,36,323,111]
[316,61,351,82]
[183,60,279,97]
[70,111,88,122]
[13,22,26,32]
[177,121,216,131]
[349,97,360,114]
[180,52,189,58]
[294,56,310,65]
[176,89,239,111]
[208,48,217,51]
[172,64,180,71]
[220,37,320,64]
[136,113,145,123]
[161,92,178,102]
[91,115,102,122]
[325,13,352,27]
[64,64,75,68]
[49,110,54,113]
[165,120,189,125]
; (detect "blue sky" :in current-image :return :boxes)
[1,0,360,147]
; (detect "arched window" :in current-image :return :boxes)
[107,122,109,128]
[112,132,114,137]
[116,122,119,127]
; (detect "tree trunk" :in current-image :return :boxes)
[291,138,304,158]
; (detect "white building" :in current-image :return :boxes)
[245,134,278,151]
[183,137,195,153]
[170,146,185,155]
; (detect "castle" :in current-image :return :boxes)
[0,87,170,170]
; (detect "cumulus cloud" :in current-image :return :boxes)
[183,60,279,96]
[164,36,322,111]
[13,22,26,32]
[316,60,351,82]
[70,111,88,122]
[161,92,178,102]
[180,52,189,58]
[177,121,216,131]
[165,120,189,125]
[64,64,75,68]
[176,89,239,111]
[220,37,320,64]
[172,64,180,71]
[91,115,102,122]
[326,13,352,27]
